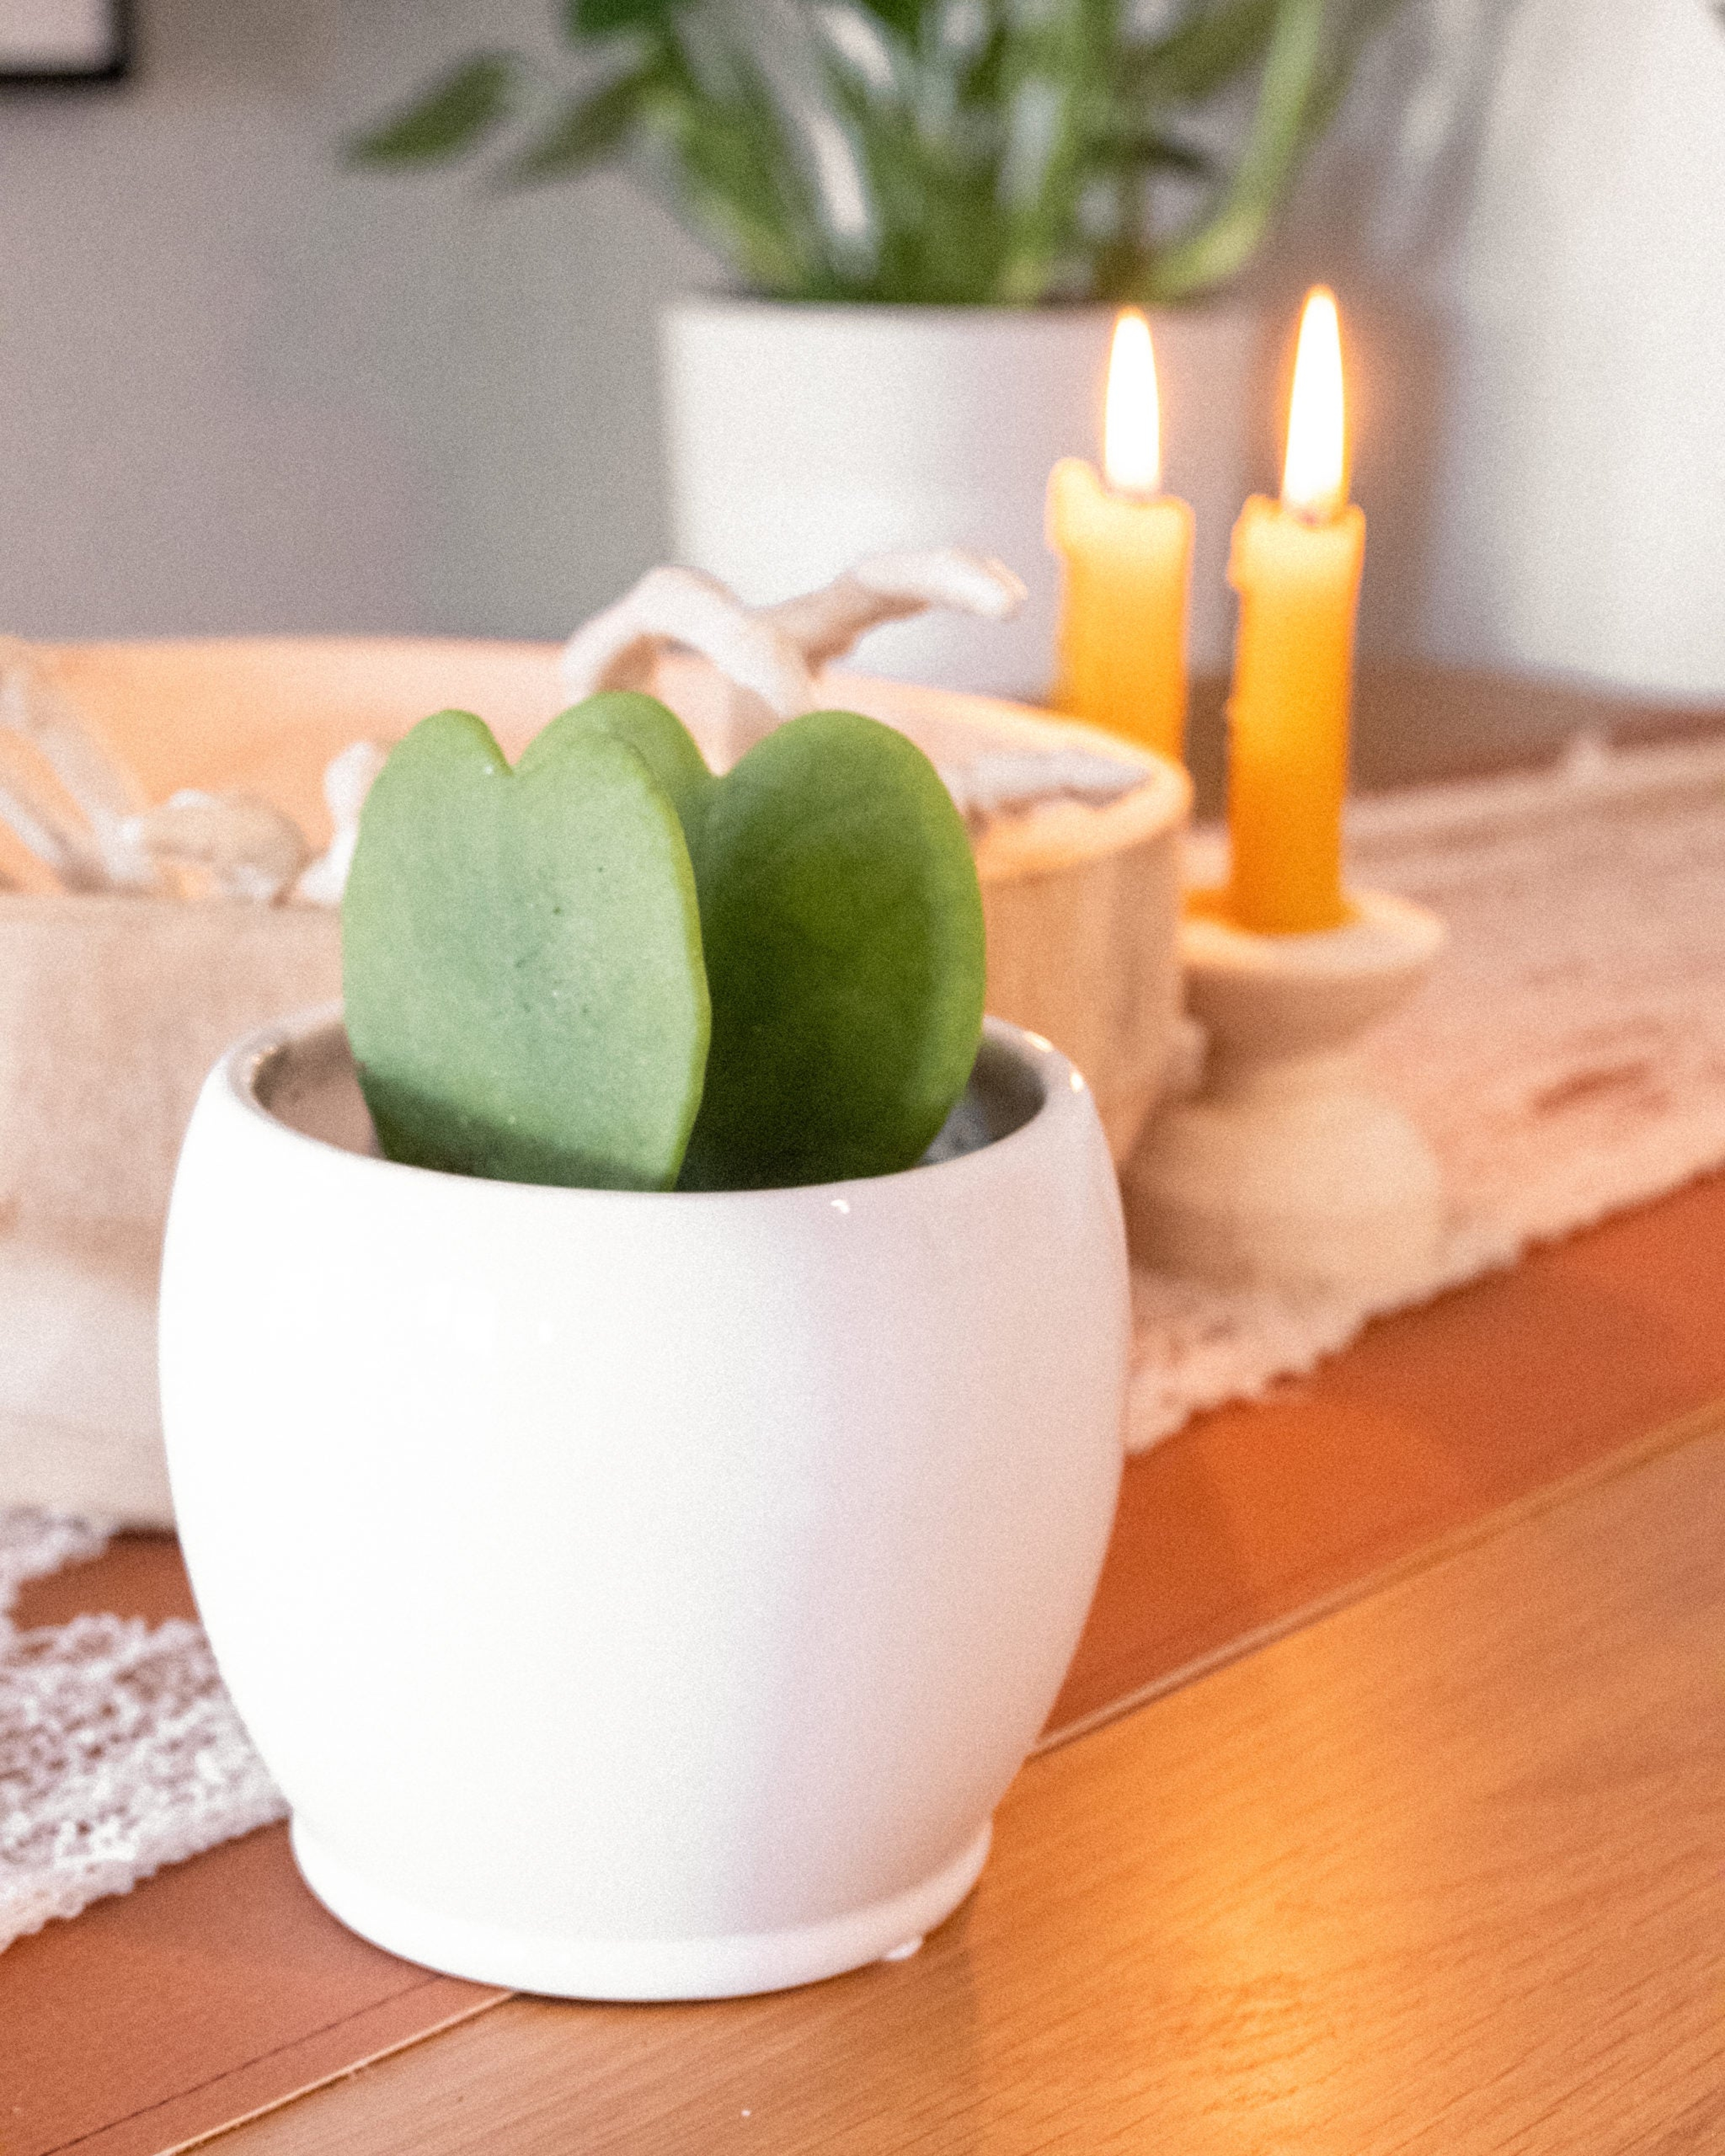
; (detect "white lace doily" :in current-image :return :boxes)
[0,1510,284,1952]
[9,729,1725,1946]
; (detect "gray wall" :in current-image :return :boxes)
[0,0,710,641]
[9,0,1715,703]
[0,0,1477,651]
[0,0,1473,652]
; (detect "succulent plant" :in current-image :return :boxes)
[342,693,987,1192]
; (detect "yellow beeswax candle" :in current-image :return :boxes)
[1225,287,1363,935]
[1048,310,1193,763]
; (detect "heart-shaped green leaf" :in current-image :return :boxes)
[556,697,985,1190]
[552,694,983,1190]
[343,707,708,1191]
[559,689,714,836]
[349,694,986,1196]
[683,708,985,1189]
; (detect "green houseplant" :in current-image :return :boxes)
[354,0,1400,306]
[354,1,1406,697]
[342,689,987,1192]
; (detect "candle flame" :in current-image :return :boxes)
[1281,287,1347,521]
[1103,309,1161,498]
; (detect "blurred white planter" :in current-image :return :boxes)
[160,1012,1128,1999]
[662,298,1265,698]
[1427,0,1725,698]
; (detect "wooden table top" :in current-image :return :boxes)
[207,1405,1725,2155]
[15,1162,1725,2156]
[13,666,1725,2151]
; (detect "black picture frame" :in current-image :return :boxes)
[0,0,130,85]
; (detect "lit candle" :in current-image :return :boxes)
[1047,310,1194,763]
[1223,287,1363,935]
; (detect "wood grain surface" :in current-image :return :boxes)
[1,1831,504,2156]
[213,1418,1725,2156]
[1049,1157,1725,1734]
[11,1167,1725,2156]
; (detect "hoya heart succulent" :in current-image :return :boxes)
[342,692,986,1193]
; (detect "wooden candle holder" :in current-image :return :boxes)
[1124,889,1446,1298]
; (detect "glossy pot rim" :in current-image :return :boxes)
[216,1004,1089,1217]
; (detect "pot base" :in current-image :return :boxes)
[290,1818,994,2001]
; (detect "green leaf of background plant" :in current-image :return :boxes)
[566,0,685,37]
[1296,0,1408,152]
[989,0,1115,304]
[851,0,930,37]
[352,0,1409,300]
[498,66,655,183]
[642,32,836,297]
[1141,0,1326,299]
[1133,0,1279,102]
[346,53,520,166]
[1097,118,1214,178]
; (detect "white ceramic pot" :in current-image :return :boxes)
[661,298,1267,698]
[159,1011,1128,2000]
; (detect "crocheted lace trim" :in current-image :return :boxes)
[0,1510,285,1952]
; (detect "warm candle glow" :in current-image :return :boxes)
[1280,287,1347,522]
[1224,282,1363,933]
[1103,309,1161,499]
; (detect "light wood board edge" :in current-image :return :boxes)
[1039,1387,1725,1755]
[165,1994,510,2156]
